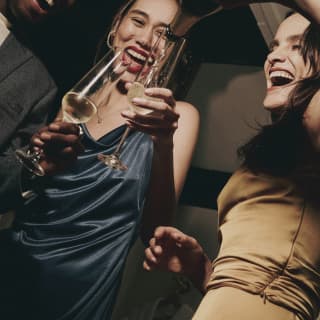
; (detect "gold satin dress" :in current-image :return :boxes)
[193,168,320,320]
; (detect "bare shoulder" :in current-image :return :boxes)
[175,100,200,125]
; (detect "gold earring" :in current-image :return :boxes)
[107,30,116,49]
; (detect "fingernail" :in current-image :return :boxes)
[144,88,152,95]
[34,138,44,146]
[49,123,59,130]
[40,132,51,139]
[122,110,135,117]
[132,97,144,104]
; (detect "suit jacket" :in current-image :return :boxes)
[0,33,57,213]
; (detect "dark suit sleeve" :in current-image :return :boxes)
[0,87,57,214]
[0,41,57,213]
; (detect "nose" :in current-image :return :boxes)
[267,46,287,64]
[136,28,154,50]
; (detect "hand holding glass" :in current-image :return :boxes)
[15,49,128,176]
[98,33,169,171]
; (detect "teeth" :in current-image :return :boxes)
[269,70,294,81]
[127,49,153,64]
[127,49,146,62]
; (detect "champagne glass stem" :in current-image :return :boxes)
[97,126,131,171]
[15,148,45,176]
[114,127,131,156]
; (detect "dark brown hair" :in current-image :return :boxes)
[238,21,320,192]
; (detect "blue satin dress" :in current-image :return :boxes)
[0,125,153,320]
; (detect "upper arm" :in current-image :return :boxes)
[172,101,200,198]
[294,0,320,24]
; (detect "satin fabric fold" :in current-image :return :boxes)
[0,125,153,320]
[207,168,320,320]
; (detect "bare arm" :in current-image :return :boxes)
[142,101,199,242]
[122,88,200,243]
[219,0,320,24]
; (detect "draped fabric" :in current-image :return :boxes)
[207,168,320,320]
[0,125,153,320]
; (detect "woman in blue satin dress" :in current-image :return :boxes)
[0,0,199,319]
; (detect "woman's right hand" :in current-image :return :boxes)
[30,121,84,175]
[143,226,212,293]
[122,86,180,147]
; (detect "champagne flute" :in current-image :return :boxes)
[97,32,189,171]
[15,49,128,176]
[97,31,170,171]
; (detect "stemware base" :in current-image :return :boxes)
[97,153,128,171]
[15,149,45,176]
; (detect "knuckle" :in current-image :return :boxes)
[159,103,168,111]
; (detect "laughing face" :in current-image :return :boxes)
[263,14,311,113]
[7,0,76,23]
[112,0,179,83]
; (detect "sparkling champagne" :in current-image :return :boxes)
[127,82,162,115]
[62,91,97,123]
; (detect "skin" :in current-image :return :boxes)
[31,121,84,175]
[219,0,320,24]
[36,0,199,242]
[144,226,212,293]
[112,0,174,80]
[0,0,82,175]
[8,0,82,175]
[144,10,320,293]
[263,13,311,113]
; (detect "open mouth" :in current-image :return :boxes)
[269,70,294,87]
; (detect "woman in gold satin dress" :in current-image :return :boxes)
[143,6,320,320]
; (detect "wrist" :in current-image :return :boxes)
[190,252,212,295]
[152,135,174,150]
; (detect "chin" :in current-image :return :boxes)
[263,95,287,112]
[120,70,137,83]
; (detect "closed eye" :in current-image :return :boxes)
[292,44,302,50]
[131,17,145,27]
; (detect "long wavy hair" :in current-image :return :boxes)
[238,22,320,197]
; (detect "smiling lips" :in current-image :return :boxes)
[123,46,154,74]
[268,68,295,88]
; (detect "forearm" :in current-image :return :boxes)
[140,141,177,243]
[219,0,294,9]
[189,252,212,295]
[291,0,320,23]
[220,0,320,23]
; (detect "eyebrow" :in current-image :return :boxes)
[269,34,303,49]
[129,9,168,27]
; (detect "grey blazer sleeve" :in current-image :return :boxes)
[0,34,57,213]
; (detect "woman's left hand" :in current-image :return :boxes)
[121,86,180,145]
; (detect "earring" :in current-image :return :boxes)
[107,30,116,49]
